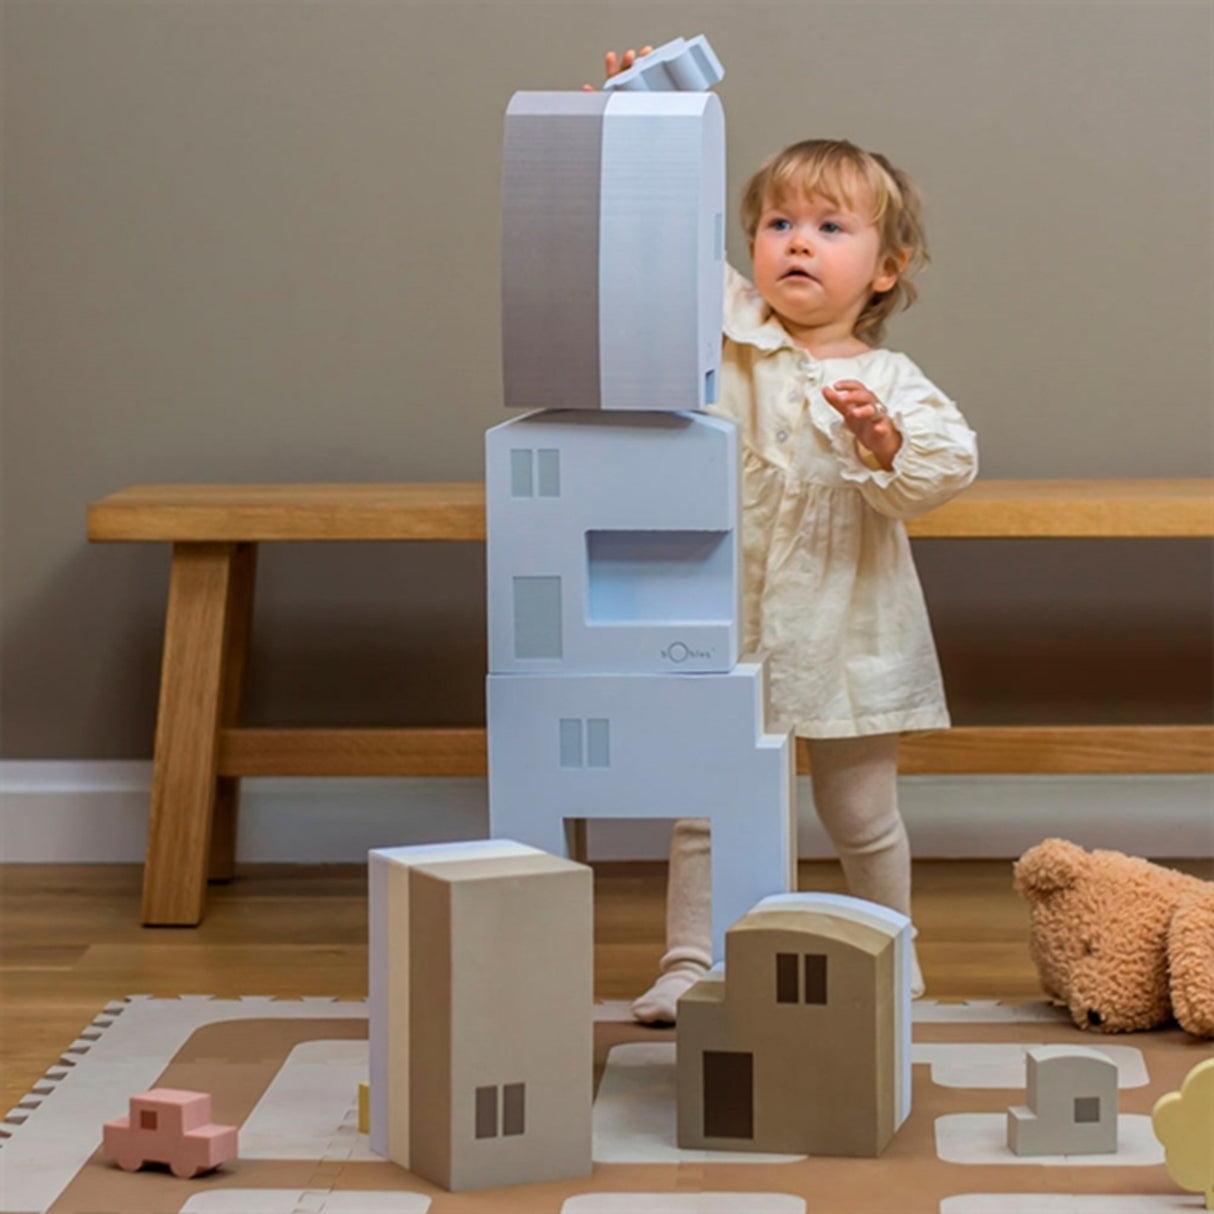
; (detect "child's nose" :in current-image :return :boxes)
[788,226,814,253]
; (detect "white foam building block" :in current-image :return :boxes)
[601,35,726,93]
[487,659,795,960]
[486,410,740,675]
[501,90,724,413]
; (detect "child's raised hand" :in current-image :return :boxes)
[822,380,904,471]
[582,46,654,91]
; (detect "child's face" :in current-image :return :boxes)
[750,182,899,346]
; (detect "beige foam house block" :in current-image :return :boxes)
[1007,1045,1118,1156]
[676,892,911,1157]
[368,840,593,1191]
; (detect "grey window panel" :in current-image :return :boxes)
[559,719,583,768]
[510,449,534,498]
[536,449,560,497]
[513,576,563,659]
[586,718,610,767]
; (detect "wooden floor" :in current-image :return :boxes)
[5,856,1206,1118]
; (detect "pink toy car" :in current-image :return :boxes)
[103,1088,238,1178]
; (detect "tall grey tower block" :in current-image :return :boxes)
[501,90,725,413]
[489,41,796,964]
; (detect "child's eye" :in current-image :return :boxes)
[768,218,791,231]
[820,221,843,234]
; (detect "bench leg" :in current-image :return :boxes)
[208,543,257,883]
[142,543,255,925]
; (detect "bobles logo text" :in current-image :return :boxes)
[661,641,714,664]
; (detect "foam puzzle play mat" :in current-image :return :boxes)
[1,995,1210,1213]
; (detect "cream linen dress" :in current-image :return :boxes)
[708,265,979,738]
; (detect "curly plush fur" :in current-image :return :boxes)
[1013,838,1214,1038]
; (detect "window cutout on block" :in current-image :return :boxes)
[776,952,798,1004]
[510,449,534,498]
[586,718,610,768]
[1074,1096,1101,1123]
[559,719,583,768]
[503,1083,525,1136]
[804,954,828,1004]
[514,576,563,659]
[536,449,560,497]
[475,1086,497,1138]
[586,530,731,623]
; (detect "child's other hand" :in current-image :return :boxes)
[822,380,903,471]
[582,46,654,91]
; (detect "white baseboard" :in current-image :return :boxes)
[1,761,1211,864]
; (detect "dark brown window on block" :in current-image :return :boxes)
[503,1083,526,1136]
[475,1086,498,1138]
[139,1110,157,1131]
[804,953,828,1004]
[703,1050,754,1139]
[776,952,799,1003]
[1074,1096,1101,1123]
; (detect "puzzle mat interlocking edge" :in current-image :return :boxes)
[1,996,1208,1214]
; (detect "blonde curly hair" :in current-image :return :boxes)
[739,139,928,346]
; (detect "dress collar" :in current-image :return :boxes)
[722,264,805,355]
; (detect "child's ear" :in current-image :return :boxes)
[873,248,909,293]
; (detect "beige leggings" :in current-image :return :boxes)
[660,733,908,971]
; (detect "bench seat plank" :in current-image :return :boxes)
[89,479,1214,541]
[216,724,1213,778]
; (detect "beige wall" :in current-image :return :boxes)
[2,1,1210,758]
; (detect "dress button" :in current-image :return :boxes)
[776,429,789,443]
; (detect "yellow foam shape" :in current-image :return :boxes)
[1152,1057,1214,1209]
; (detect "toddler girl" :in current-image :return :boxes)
[598,49,979,1025]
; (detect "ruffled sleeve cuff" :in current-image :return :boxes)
[819,387,979,520]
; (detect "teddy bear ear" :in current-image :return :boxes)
[1013,837,1088,898]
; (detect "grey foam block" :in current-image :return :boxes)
[501,91,724,412]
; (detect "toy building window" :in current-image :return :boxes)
[776,952,798,1003]
[804,954,827,1004]
[510,448,560,498]
[503,1083,525,1136]
[139,1109,158,1131]
[475,1086,497,1138]
[559,718,610,768]
[1074,1096,1101,1123]
[775,952,827,1004]
[475,1083,527,1138]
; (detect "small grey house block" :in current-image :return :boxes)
[1007,1045,1119,1156]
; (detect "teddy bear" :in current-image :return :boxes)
[1013,838,1214,1038]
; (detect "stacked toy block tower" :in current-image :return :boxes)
[488,37,796,961]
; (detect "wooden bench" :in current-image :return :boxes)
[88,479,1214,926]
